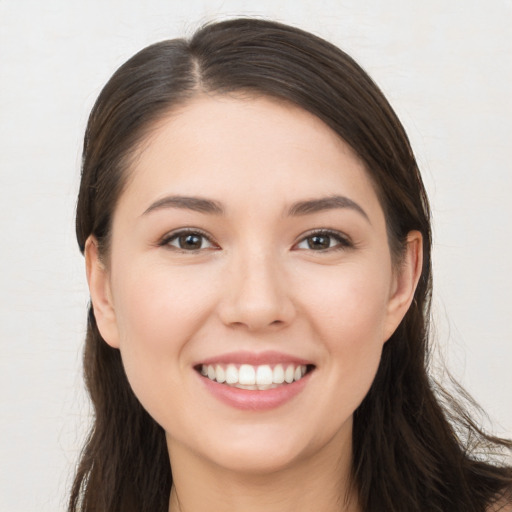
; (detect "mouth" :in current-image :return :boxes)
[196,363,315,391]
[194,351,316,410]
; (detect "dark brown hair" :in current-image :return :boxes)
[71,18,512,512]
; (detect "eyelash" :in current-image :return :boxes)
[294,229,353,252]
[159,228,353,253]
[159,228,218,252]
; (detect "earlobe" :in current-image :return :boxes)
[383,231,423,341]
[84,236,120,348]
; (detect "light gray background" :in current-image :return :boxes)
[1,1,511,510]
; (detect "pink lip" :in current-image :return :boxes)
[199,371,312,411]
[195,351,315,411]
[196,350,313,367]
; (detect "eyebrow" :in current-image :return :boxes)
[287,195,370,222]
[142,194,369,222]
[142,196,224,216]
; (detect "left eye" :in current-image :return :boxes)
[295,232,350,251]
[164,231,215,251]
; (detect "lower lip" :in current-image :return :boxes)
[199,372,312,411]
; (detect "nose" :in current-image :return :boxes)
[217,250,296,332]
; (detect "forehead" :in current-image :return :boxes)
[117,94,384,222]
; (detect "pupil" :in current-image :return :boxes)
[308,235,330,249]
[180,234,202,249]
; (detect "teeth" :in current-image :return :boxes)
[215,365,226,383]
[200,363,308,389]
[273,364,285,384]
[256,365,273,386]
[239,364,256,385]
[226,364,238,384]
[284,365,295,384]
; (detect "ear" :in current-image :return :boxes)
[383,231,423,341]
[84,236,120,348]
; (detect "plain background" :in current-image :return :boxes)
[1,1,511,510]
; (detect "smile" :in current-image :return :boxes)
[200,363,309,390]
[195,352,315,410]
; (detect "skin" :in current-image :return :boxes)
[86,95,422,512]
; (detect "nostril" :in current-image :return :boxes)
[226,318,288,331]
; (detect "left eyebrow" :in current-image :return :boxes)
[142,195,225,216]
[286,195,370,223]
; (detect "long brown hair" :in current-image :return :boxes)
[71,18,512,512]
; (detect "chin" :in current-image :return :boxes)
[180,418,349,477]
[207,440,310,475]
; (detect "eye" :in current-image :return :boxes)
[294,230,352,251]
[161,230,217,251]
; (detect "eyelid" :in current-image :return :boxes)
[157,227,352,252]
[293,229,353,251]
[159,227,219,251]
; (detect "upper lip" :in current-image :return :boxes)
[195,350,314,367]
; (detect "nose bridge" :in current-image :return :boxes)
[219,244,294,330]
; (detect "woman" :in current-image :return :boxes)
[70,18,512,512]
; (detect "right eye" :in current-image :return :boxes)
[161,230,217,252]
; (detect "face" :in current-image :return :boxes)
[87,95,420,475]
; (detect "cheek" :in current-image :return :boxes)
[112,262,214,351]
[108,262,219,429]
[109,262,218,406]
[299,260,392,344]
[297,261,391,409]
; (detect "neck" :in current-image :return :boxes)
[167,427,360,512]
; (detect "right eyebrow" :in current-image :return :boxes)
[141,195,225,216]
[286,195,370,223]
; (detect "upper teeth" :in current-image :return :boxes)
[200,363,308,389]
